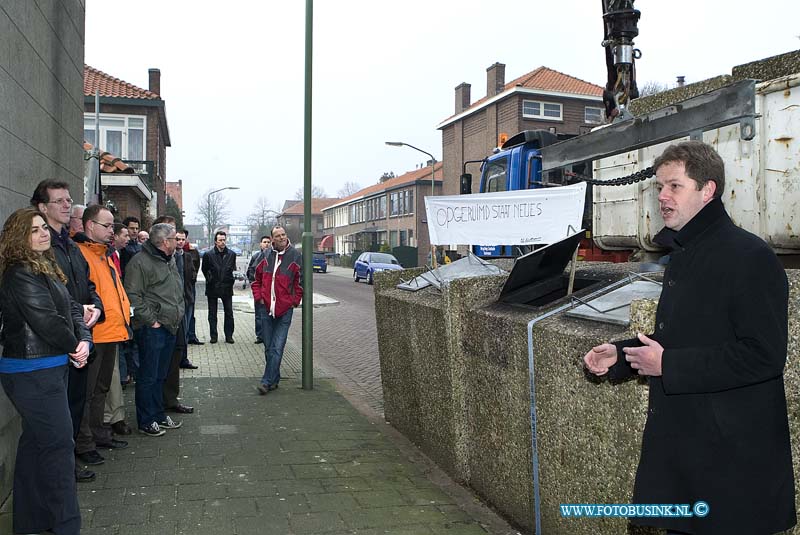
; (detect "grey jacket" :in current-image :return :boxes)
[123,241,185,334]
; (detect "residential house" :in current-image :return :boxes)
[83,142,153,221]
[322,162,443,267]
[438,63,604,195]
[83,65,171,220]
[279,198,340,248]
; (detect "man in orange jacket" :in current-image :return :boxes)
[74,205,133,465]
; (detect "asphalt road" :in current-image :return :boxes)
[287,265,386,417]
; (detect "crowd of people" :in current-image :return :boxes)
[0,179,305,534]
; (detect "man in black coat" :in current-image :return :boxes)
[31,179,104,483]
[201,231,236,343]
[584,141,795,534]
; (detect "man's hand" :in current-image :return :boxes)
[69,340,90,368]
[622,333,664,376]
[584,343,618,376]
[83,305,101,328]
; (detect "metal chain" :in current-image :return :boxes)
[565,165,655,186]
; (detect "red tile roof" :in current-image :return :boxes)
[84,65,160,99]
[282,198,341,216]
[83,142,134,174]
[327,162,444,208]
[442,66,603,123]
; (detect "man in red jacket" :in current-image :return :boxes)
[250,226,302,394]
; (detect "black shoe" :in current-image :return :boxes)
[209,337,218,344]
[256,384,269,395]
[268,384,279,391]
[167,403,194,414]
[75,468,96,483]
[187,339,205,345]
[180,361,198,369]
[225,338,235,344]
[96,439,129,450]
[254,338,263,344]
[77,450,104,465]
[111,421,132,435]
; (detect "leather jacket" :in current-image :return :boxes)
[201,246,236,297]
[50,227,104,319]
[0,264,92,359]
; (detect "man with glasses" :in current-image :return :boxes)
[31,180,104,482]
[123,224,185,437]
[73,205,132,465]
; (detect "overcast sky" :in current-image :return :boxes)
[85,0,799,225]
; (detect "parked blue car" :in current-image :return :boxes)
[313,252,328,273]
[353,252,402,284]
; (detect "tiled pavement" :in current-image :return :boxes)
[1,310,520,535]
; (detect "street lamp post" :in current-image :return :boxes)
[385,141,438,268]
[206,186,239,245]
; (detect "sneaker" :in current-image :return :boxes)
[139,422,166,437]
[76,450,104,465]
[158,415,182,429]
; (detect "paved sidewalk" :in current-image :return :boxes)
[0,312,520,534]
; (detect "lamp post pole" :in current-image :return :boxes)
[385,141,438,268]
[206,187,239,246]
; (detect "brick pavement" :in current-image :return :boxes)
[1,310,520,535]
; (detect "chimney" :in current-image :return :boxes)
[676,75,686,88]
[455,82,471,113]
[148,68,161,95]
[486,62,505,98]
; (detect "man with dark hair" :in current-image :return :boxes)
[32,180,104,483]
[73,205,131,464]
[120,216,141,277]
[181,228,203,345]
[201,231,236,343]
[251,226,302,394]
[247,235,272,343]
[584,141,795,534]
[124,224,185,437]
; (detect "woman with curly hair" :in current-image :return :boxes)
[0,207,91,535]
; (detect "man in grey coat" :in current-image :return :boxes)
[584,141,795,534]
[123,224,185,437]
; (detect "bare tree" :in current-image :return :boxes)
[337,181,361,197]
[196,188,231,247]
[247,196,278,247]
[293,185,327,200]
[637,80,672,98]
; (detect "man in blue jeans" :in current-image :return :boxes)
[250,226,302,394]
[123,223,185,436]
[246,235,272,344]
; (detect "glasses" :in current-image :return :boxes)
[47,198,73,206]
[91,220,114,230]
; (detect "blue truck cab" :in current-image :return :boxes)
[471,130,560,257]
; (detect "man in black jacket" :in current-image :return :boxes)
[247,235,271,343]
[201,231,236,343]
[32,179,104,483]
[584,141,795,535]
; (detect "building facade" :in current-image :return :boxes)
[438,63,604,196]
[279,198,340,248]
[322,163,443,267]
[83,66,171,220]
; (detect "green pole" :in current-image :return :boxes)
[301,0,314,390]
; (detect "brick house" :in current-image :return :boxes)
[438,63,604,196]
[279,198,341,248]
[83,65,171,222]
[322,162,443,267]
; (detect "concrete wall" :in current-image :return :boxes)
[375,265,800,534]
[0,0,86,507]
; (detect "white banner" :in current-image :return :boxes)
[424,183,586,246]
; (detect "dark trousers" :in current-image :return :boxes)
[163,322,187,409]
[207,294,234,340]
[254,300,267,339]
[1,366,80,535]
[76,342,117,452]
[186,284,199,342]
[134,326,176,428]
[67,361,89,439]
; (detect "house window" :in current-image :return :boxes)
[389,230,399,248]
[83,114,146,160]
[585,107,603,124]
[522,100,562,121]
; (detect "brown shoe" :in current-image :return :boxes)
[111,420,132,435]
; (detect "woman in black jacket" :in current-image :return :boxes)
[0,207,91,535]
